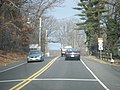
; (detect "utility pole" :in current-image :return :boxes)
[39,17,45,54]
[45,30,49,56]
[39,17,42,47]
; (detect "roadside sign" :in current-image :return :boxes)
[98,38,103,40]
[98,42,103,46]
[99,46,103,50]
[98,38,103,43]
[98,38,103,50]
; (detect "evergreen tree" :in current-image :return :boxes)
[74,0,108,54]
[103,0,120,56]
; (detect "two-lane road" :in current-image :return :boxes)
[0,56,120,90]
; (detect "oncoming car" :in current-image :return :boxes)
[65,48,80,60]
[27,50,44,63]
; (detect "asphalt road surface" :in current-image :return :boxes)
[0,56,120,90]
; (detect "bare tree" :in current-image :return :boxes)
[21,0,65,53]
[0,0,64,54]
[53,18,78,46]
[52,18,87,55]
[21,0,64,42]
[0,0,32,53]
[22,0,64,31]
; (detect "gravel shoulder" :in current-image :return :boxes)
[84,55,120,67]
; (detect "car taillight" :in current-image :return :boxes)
[77,52,80,54]
[66,52,69,54]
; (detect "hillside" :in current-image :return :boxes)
[0,51,26,66]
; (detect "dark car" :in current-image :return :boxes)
[65,48,80,60]
[27,50,44,63]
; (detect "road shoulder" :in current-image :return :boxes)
[83,55,120,67]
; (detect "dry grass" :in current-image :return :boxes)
[85,56,120,66]
[0,52,26,66]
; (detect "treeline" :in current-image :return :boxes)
[74,0,120,56]
[0,0,32,53]
[0,0,64,54]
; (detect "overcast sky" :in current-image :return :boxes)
[49,0,80,19]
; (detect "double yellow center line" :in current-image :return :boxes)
[9,56,59,90]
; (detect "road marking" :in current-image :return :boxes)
[31,78,97,81]
[0,62,26,73]
[0,78,97,83]
[81,59,109,90]
[0,79,24,83]
[9,56,59,90]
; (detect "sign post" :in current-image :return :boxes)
[98,38,103,59]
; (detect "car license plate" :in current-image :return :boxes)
[71,55,74,57]
[31,58,36,61]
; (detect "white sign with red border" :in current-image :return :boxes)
[98,38,103,50]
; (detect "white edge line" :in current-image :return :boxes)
[0,62,26,73]
[0,78,97,83]
[0,79,24,83]
[34,78,97,81]
[81,59,109,90]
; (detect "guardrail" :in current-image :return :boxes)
[101,52,111,61]
[100,52,120,64]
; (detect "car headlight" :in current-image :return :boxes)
[36,55,41,58]
[27,56,30,59]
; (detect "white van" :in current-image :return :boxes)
[61,46,72,56]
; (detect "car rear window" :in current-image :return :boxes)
[67,48,79,52]
[29,50,41,54]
